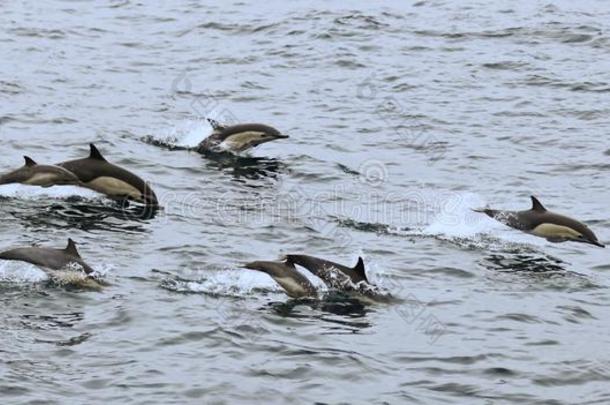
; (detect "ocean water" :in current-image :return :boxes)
[1,1,609,403]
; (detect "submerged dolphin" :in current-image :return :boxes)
[197,118,289,154]
[57,144,158,206]
[474,196,604,247]
[0,239,95,274]
[0,156,80,188]
[244,260,316,298]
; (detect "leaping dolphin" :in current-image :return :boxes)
[285,255,393,302]
[57,144,158,206]
[197,118,289,154]
[0,239,95,274]
[285,255,368,285]
[474,196,604,247]
[244,260,316,298]
[0,156,80,188]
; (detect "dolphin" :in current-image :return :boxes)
[285,255,369,285]
[284,255,394,302]
[57,143,158,206]
[244,260,316,298]
[197,118,289,154]
[474,196,604,247]
[0,156,81,188]
[0,238,95,274]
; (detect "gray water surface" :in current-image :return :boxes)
[1,1,610,404]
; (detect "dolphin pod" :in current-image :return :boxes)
[0,119,606,297]
[0,144,158,206]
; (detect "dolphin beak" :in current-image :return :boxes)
[573,238,605,248]
[275,134,289,139]
[590,240,605,248]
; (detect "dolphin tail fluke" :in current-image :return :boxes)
[207,118,226,131]
[243,261,266,273]
[472,208,499,219]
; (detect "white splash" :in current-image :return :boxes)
[0,183,102,200]
[154,120,214,148]
[423,192,493,238]
[0,260,111,286]
[0,261,48,283]
[161,263,329,297]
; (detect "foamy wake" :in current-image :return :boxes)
[0,260,112,289]
[0,261,48,283]
[161,268,299,297]
[0,183,102,200]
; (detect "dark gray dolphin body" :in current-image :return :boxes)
[57,144,158,206]
[0,156,80,188]
[244,260,316,298]
[0,239,95,274]
[285,255,368,285]
[285,255,394,302]
[197,119,289,153]
[474,196,604,247]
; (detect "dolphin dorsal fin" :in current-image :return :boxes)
[353,257,369,282]
[65,238,80,257]
[89,144,106,161]
[24,156,37,167]
[531,196,547,212]
[207,118,226,131]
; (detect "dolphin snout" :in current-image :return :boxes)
[275,133,289,139]
[243,261,258,270]
[590,240,605,248]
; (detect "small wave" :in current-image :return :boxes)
[482,61,529,70]
[333,217,406,235]
[334,14,388,30]
[0,80,25,95]
[8,27,66,39]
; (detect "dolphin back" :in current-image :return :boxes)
[0,247,94,274]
